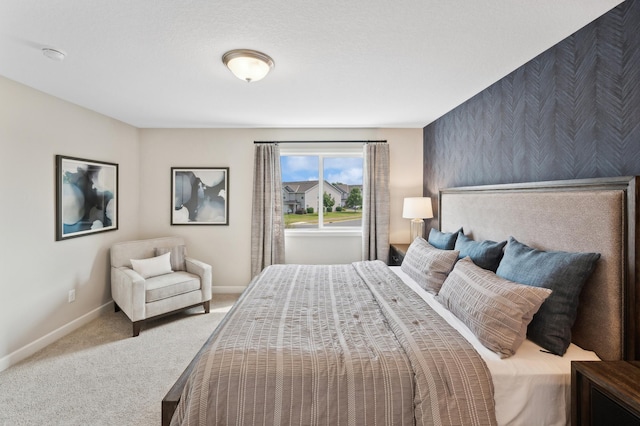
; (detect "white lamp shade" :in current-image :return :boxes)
[402,197,434,219]
[222,49,274,82]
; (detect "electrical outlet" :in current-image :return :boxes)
[68,289,76,303]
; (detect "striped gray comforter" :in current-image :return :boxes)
[171,261,497,426]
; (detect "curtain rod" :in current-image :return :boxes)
[253,140,387,144]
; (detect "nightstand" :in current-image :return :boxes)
[389,243,410,266]
[572,361,640,426]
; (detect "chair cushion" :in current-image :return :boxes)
[111,237,186,269]
[155,245,187,271]
[145,271,201,303]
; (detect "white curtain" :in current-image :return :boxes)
[362,142,390,262]
[251,143,285,277]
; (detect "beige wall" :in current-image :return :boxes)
[0,76,140,370]
[0,76,423,370]
[138,128,423,289]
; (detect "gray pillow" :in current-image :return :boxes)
[495,237,600,355]
[436,257,552,358]
[401,237,459,294]
[155,245,187,271]
[428,227,462,250]
[454,232,506,272]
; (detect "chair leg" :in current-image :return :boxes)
[133,321,142,337]
[114,302,121,312]
[203,300,210,314]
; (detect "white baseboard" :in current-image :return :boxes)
[212,286,246,294]
[0,301,114,373]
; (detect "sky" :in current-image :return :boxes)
[281,156,363,185]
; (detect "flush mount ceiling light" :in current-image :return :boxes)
[222,49,274,82]
[42,47,66,61]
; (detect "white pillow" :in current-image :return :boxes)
[130,252,173,278]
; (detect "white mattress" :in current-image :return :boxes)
[389,266,600,426]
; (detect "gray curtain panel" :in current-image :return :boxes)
[362,142,390,262]
[251,144,285,277]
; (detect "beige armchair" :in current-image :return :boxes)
[110,236,212,336]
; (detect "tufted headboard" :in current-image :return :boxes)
[438,176,638,361]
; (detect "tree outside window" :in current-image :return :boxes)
[345,187,362,210]
[323,191,335,212]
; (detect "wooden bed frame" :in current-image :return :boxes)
[162,176,639,425]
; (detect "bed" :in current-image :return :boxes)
[162,176,639,426]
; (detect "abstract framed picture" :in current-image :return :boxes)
[171,167,229,225]
[55,155,118,241]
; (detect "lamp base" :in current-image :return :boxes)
[410,219,424,243]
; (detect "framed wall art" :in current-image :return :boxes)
[55,155,118,241]
[171,167,229,225]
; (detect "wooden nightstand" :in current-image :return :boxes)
[389,243,410,266]
[572,361,640,426]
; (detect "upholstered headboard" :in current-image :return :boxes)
[438,177,638,361]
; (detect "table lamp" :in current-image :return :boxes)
[402,197,434,242]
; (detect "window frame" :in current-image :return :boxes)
[280,143,364,236]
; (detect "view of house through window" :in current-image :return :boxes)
[281,152,363,230]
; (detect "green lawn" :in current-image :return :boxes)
[285,210,362,226]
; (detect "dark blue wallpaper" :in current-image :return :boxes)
[423,1,640,206]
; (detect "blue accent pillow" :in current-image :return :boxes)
[495,237,600,355]
[454,233,506,272]
[428,227,462,250]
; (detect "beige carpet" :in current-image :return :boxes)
[0,294,238,426]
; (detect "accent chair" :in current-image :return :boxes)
[110,236,212,336]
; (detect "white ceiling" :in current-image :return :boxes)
[0,1,624,129]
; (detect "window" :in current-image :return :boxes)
[280,144,363,231]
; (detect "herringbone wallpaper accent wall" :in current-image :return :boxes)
[423,1,640,202]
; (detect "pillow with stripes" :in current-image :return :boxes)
[436,256,552,358]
